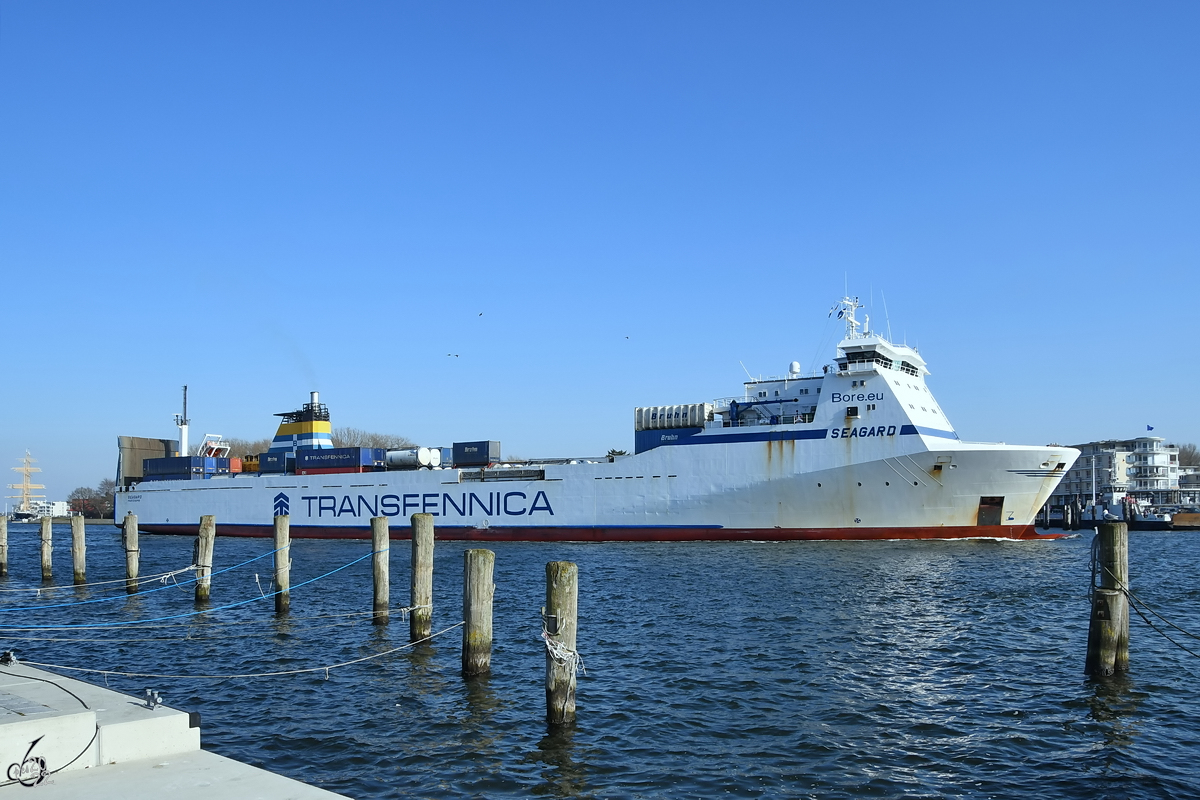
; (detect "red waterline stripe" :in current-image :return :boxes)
[136,523,1065,542]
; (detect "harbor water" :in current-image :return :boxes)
[1,524,1198,799]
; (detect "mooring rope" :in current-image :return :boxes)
[1093,557,1200,660]
[0,564,198,594]
[0,608,383,632]
[0,548,286,614]
[541,629,585,676]
[0,615,373,643]
[0,550,378,630]
[14,621,466,680]
[394,604,432,620]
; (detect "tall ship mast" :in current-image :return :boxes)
[115,297,1078,541]
[8,451,45,521]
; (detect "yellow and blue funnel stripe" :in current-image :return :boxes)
[270,420,333,451]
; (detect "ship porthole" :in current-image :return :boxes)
[885,481,890,486]
[913,481,918,485]
[817,483,822,488]
[857,482,862,487]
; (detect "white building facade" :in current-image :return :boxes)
[1050,436,1197,513]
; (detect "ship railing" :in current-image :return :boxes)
[720,414,814,428]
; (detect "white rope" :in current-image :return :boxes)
[0,608,381,632]
[20,621,466,680]
[0,564,197,594]
[0,617,371,643]
[394,604,432,621]
[541,629,585,676]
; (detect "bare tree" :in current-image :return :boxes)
[1180,443,1199,466]
[220,438,273,458]
[68,486,101,517]
[69,479,116,518]
[332,427,415,450]
[96,478,116,518]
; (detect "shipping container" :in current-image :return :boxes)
[139,473,209,482]
[297,466,381,475]
[143,456,222,475]
[296,447,386,470]
[259,452,294,473]
[385,447,441,468]
[452,441,501,467]
[229,457,242,473]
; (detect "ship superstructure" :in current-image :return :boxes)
[115,298,1078,540]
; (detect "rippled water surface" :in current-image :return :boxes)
[3,524,1200,798]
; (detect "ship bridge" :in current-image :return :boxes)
[831,297,927,379]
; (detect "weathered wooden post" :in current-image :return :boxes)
[410,513,434,642]
[71,516,86,585]
[123,512,139,593]
[0,516,8,578]
[371,516,389,625]
[1086,521,1129,676]
[195,515,216,604]
[462,549,495,676]
[544,561,579,725]
[39,516,52,582]
[273,514,291,614]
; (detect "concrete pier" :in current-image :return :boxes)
[0,663,346,798]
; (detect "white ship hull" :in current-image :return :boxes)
[117,432,1075,541]
[116,297,1078,541]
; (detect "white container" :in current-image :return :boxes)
[387,447,439,468]
[634,403,714,431]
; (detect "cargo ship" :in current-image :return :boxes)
[114,297,1078,541]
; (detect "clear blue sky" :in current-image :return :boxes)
[2,2,1197,502]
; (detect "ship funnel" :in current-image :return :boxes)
[271,393,333,452]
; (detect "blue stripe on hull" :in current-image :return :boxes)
[899,425,959,440]
[636,427,828,452]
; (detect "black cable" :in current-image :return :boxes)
[0,665,89,709]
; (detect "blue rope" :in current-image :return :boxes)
[0,551,378,630]
[0,547,284,614]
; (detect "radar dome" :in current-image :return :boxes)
[788,361,802,375]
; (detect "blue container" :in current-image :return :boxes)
[296,447,386,470]
[140,473,208,482]
[452,441,501,467]
[259,452,294,473]
[144,456,227,475]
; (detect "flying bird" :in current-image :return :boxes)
[447,354,459,357]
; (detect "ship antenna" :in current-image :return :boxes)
[174,385,190,457]
[739,361,755,382]
[882,290,893,341]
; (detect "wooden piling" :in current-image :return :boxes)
[462,549,495,677]
[1086,521,1129,676]
[410,513,434,642]
[273,515,291,615]
[40,517,52,582]
[123,512,139,593]
[0,516,8,578]
[371,516,389,625]
[195,515,216,604]
[544,561,579,725]
[71,516,86,585]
